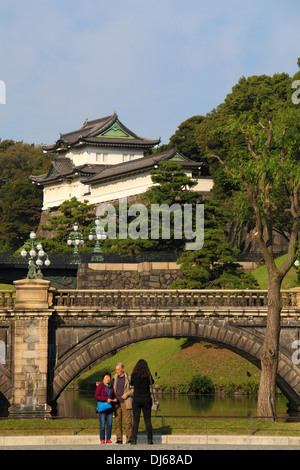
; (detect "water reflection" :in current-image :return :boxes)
[54,389,290,418]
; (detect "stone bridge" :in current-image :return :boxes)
[1,279,300,417]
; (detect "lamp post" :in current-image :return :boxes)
[67,222,84,264]
[20,231,51,279]
[89,216,107,262]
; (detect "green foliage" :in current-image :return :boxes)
[98,160,258,288]
[240,381,259,395]
[98,198,161,255]
[103,161,202,254]
[196,64,300,288]
[102,160,258,292]
[146,160,198,204]
[189,374,215,394]
[156,115,211,174]
[172,199,258,289]
[0,140,52,249]
[203,71,300,235]
[39,197,96,252]
[0,176,43,249]
[0,139,52,181]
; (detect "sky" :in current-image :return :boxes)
[1,0,300,147]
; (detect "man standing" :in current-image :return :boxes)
[111,362,133,444]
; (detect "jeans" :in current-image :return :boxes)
[98,410,113,441]
[132,396,152,442]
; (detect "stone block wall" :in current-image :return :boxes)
[77,262,183,289]
[11,318,49,408]
[9,279,53,416]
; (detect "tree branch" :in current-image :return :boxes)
[210,154,237,180]
[279,218,300,277]
[210,152,276,273]
[258,119,272,151]
[240,130,260,161]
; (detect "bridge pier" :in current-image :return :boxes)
[8,279,53,418]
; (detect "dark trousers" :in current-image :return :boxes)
[132,396,152,442]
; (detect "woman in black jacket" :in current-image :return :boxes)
[130,359,154,445]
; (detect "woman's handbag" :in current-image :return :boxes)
[150,376,160,412]
[95,386,112,413]
[96,401,112,413]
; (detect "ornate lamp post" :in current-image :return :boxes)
[67,222,84,264]
[89,216,107,262]
[20,231,51,279]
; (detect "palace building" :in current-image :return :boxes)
[31,113,213,211]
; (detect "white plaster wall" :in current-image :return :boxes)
[194,177,214,192]
[42,173,213,210]
[90,173,154,204]
[65,146,143,166]
[42,177,90,209]
[89,174,214,204]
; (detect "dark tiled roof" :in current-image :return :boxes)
[81,148,202,185]
[30,157,105,183]
[42,114,160,152]
[31,147,202,186]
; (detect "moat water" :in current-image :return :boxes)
[53,389,291,418]
[0,389,292,418]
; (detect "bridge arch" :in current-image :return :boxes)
[51,318,300,410]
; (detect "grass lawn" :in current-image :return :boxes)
[0,283,14,290]
[1,416,300,437]
[74,338,261,394]
[251,254,299,290]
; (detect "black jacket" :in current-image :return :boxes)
[130,374,154,398]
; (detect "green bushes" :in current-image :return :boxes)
[182,374,258,395]
[157,374,214,395]
[217,381,259,395]
[189,374,214,394]
[240,381,259,395]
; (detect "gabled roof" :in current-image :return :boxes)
[81,148,202,185]
[30,157,104,184]
[42,113,161,153]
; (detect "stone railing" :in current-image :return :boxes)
[53,289,298,310]
[2,287,299,312]
[0,290,16,309]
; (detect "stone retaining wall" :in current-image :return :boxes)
[77,262,182,289]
